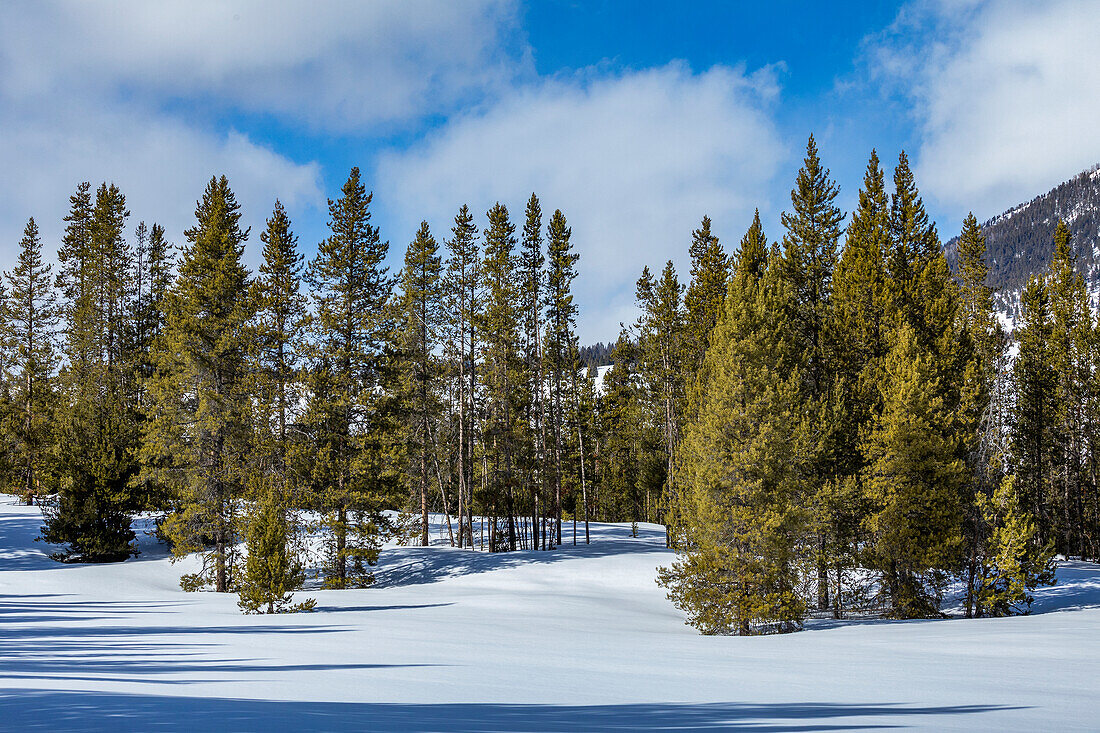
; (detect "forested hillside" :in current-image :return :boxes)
[946,165,1100,322]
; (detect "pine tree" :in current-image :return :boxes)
[443,205,480,548]
[887,153,963,395]
[238,475,315,614]
[954,212,1011,617]
[781,134,845,611]
[303,167,392,587]
[44,184,140,561]
[635,261,684,537]
[660,247,808,635]
[683,215,730,374]
[974,475,1056,617]
[887,151,941,335]
[735,211,768,287]
[1045,220,1093,557]
[782,134,843,402]
[600,333,656,525]
[0,279,17,492]
[55,182,94,377]
[255,201,306,479]
[520,194,547,550]
[141,176,255,592]
[129,223,175,513]
[833,151,890,391]
[1012,274,1056,543]
[146,223,174,347]
[544,208,578,547]
[5,218,59,504]
[569,356,598,544]
[397,221,444,546]
[479,202,526,551]
[863,324,966,618]
[824,151,891,615]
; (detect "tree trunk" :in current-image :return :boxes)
[336,478,347,587]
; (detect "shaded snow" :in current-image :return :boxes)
[2,495,1099,731]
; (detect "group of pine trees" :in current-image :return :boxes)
[3,135,1091,629]
[0,168,651,612]
[655,137,1083,634]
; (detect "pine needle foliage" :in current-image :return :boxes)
[141,176,254,593]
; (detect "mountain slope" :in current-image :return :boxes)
[946,164,1100,323]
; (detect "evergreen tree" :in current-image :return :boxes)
[443,205,480,548]
[0,279,17,492]
[146,223,174,347]
[824,151,891,615]
[683,215,729,375]
[5,218,59,504]
[44,184,140,561]
[887,151,941,336]
[479,203,525,551]
[141,176,254,593]
[781,134,844,611]
[544,208,578,547]
[397,221,444,546]
[1045,220,1093,557]
[833,151,890,392]
[569,357,598,544]
[974,475,1056,617]
[782,134,843,401]
[660,247,808,634]
[887,154,963,404]
[863,324,966,618]
[954,212,1012,617]
[635,261,684,536]
[303,167,392,587]
[1012,274,1056,543]
[600,333,657,525]
[55,182,94,377]
[520,194,547,550]
[238,475,315,614]
[735,211,768,287]
[255,201,306,479]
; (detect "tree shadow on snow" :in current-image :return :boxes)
[0,510,172,571]
[368,522,671,589]
[1030,559,1100,613]
[0,690,1024,732]
[0,513,57,571]
[0,594,412,686]
[311,602,454,614]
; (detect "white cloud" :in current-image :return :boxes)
[0,0,526,131]
[870,0,1100,218]
[0,1,527,270]
[0,96,323,272]
[376,63,786,342]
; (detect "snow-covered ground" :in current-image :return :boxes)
[2,494,1099,732]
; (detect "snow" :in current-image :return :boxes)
[591,364,612,394]
[3,495,1100,731]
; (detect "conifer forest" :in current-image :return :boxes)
[7,5,1100,730]
[3,134,1095,634]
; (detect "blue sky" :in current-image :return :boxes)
[1,0,1097,342]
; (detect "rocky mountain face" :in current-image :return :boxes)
[946,164,1100,326]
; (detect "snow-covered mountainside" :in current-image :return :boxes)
[2,495,1099,731]
[946,164,1100,330]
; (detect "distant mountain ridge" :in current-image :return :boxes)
[946,164,1100,323]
